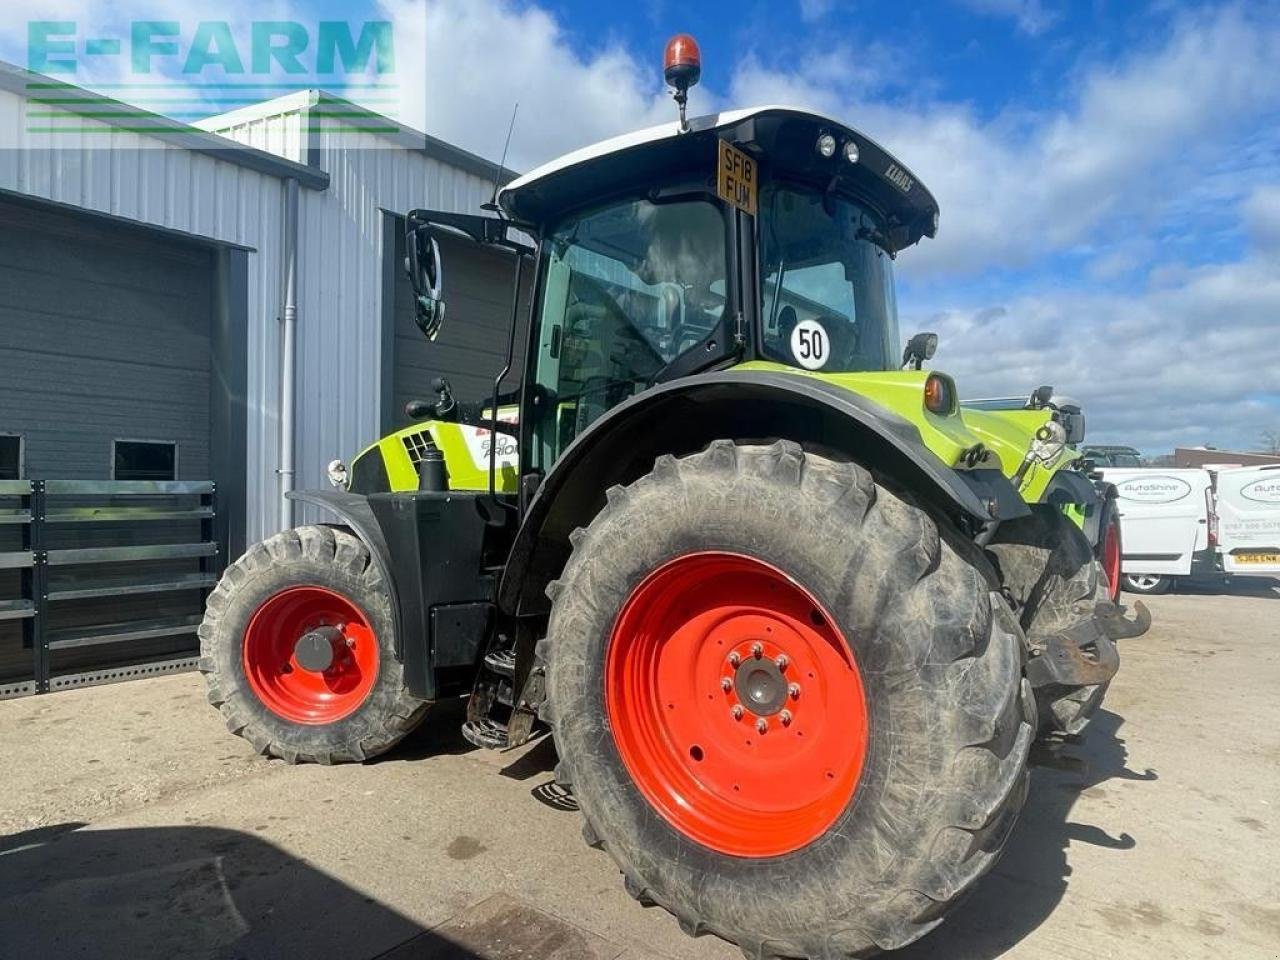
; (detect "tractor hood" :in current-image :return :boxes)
[498,107,939,253]
[733,362,1073,501]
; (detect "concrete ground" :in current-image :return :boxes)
[2,583,1278,960]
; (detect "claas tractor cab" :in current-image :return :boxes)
[200,35,1148,958]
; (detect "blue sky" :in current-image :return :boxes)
[3,0,1279,455]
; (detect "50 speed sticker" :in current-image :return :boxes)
[790,318,829,370]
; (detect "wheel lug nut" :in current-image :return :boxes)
[751,643,763,658]
[788,683,801,699]
[731,705,744,720]
[756,718,768,734]
[780,710,793,726]
[728,652,741,667]
[775,654,789,670]
[720,677,732,692]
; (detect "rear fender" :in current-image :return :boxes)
[499,370,1028,617]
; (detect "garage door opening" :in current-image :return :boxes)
[0,194,246,697]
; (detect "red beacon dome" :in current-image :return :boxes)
[663,34,702,92]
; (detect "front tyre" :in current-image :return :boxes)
[543,441,1033,957]
[199,525,429,763]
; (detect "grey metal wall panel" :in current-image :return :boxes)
[0,85,287,547]
[289,127,500,501]
[0,198,213,480]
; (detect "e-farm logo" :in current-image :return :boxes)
[25,20,400,135]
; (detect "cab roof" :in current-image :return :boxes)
[497,106,939,252]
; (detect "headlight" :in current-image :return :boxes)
[843,140,859,164]
[816,133,837,158]
[327,459,349,489]
[1030,421,1068,464]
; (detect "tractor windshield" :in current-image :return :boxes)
[759,184,900,373]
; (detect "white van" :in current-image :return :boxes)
[1213,465,1280,577]
[1099,468,1216,594]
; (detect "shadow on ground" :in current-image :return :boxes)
[1159,575,1279,599]
[0,821,614,960]
[887,708,1157,958]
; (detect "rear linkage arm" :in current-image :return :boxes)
[1026,600,1151,689]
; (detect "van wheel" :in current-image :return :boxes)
[1122,573,1172,595]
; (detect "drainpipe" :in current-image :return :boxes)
[278,177,300,530]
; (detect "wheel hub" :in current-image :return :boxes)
[242,586,378,725]
[294,625,342,673]
[733,652,786,716]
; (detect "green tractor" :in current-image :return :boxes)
[200,36,1148,958]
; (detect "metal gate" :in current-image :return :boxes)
[0,479,219,699]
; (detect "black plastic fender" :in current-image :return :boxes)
[1041,470,1116,548]
[499,369,1028,616]
[287,489,404,657]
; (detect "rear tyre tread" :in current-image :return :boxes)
[544,440,1032,958]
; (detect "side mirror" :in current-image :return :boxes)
[902,331,938,370]
[405,225,446,341]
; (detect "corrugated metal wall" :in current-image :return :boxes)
[2,83,504,547]
[292,124,497,499]
[0,86,288,544]
[206,102,500,505]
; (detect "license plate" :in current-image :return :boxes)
[717,139,757,215]
[1234,552,1280,565]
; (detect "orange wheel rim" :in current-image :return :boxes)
[242,586,379,724]
[1103,517,1122,604]
[604,552,869,857]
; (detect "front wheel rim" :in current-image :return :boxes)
[604,552,869,858]
[242,586,379,724]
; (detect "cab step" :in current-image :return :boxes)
[483,647,516,678]
[461,718,509,750]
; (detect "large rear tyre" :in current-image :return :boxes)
[543,441,1033,957]
[199,525,429,763]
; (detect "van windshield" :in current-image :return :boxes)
[759,184,900,373]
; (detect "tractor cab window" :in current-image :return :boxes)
[529,197,728,470]
[759,184,900,373]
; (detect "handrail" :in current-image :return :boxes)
[46,542,218,566]
[42,480,215,496]
[0,478,219,699]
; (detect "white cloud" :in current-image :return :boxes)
[909,254,1280,453]
[731,5,1280,278]
[377,0,685,173]
[1244,184,1280,254]
[959,0,1060,36]
[798,0,836,24]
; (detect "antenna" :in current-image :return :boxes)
[482,102,519,212]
